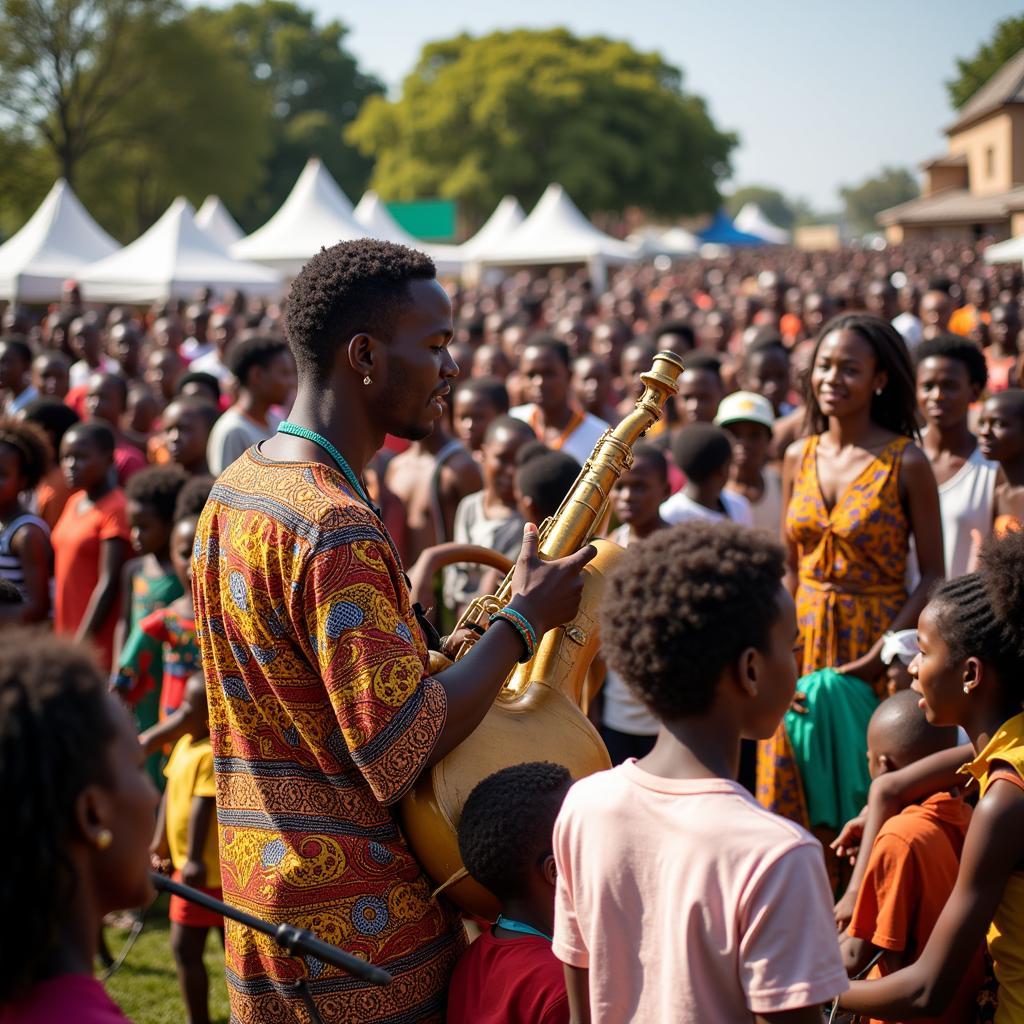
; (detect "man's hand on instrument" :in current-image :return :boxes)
[441,626,482,658]
[509,523,597,636]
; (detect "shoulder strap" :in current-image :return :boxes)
[989,769,1024,794]
[0,513,48,552]
[6,513,50,539]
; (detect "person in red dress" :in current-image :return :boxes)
[52,421,131,671]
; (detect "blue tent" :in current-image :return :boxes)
[697,210,770,246]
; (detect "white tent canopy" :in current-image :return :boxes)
[353,190,466,275]
[80,197,282,304]
[984,234,1024,264]
[479,185,635,265]
[734,203,791,244]
[353,191,421,247]
[458,196,526,261]
[0,179,119,302]
[195,196,244,250]
[425,196,527,277]
[231,158,365,276]
[477,184,635,290]
[627,225,699,258]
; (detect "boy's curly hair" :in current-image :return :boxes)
[600,521,787,720]
[457,761,571,901]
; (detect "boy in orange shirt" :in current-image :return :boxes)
[842,690,985,1023]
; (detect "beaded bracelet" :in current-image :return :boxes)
[497,606,538,650]
[489,607,537,663]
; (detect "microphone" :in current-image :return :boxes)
[150,872,392,986]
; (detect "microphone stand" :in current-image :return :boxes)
[151,872,391,1024]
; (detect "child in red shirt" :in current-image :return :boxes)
[842,690,985,1023]
[51,421,130,670]
[447,761,571,1024]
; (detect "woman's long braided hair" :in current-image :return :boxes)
[0,632,115,1001]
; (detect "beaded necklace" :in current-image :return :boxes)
[277,421,377,514]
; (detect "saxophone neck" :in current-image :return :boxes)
[536,351,685,559]
[450,351,685,646]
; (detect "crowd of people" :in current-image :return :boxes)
[0,234,1022,1023]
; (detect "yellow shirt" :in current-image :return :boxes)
[960,712,1024,1023]
[164,733,220,888]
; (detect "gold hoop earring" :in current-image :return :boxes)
[96,828,113,850]
[363,376,372,386]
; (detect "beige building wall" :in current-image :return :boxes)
[923,163,968,196]
[1008,106,1024,187]
[892,220,1011,243]
[793,224,841,251]
[948,113,1014,194]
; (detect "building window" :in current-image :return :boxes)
[986,146,995,178]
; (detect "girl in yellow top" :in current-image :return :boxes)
[151,671,222,1024]
[837,529,1024,1022]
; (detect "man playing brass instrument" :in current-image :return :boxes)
[192,239,595,1023]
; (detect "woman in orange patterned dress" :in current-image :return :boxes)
[758,313,944,832]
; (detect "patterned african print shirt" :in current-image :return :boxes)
[193,449,463,1023]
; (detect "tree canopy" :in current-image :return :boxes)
[0,0,169,188]
[348,28,736,222]
[725,186,796,230]
[840,166,919,234]
[82,12,271,237]
[948,15,1024,110]
[192,0,383,228]
[0,0,378,239]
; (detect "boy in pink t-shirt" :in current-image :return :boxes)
[553,521,849,1023]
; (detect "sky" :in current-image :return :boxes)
[296,0,1023,211]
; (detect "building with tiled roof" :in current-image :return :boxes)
[879,49,1024,242]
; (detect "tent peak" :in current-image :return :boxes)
[0,178,118,302]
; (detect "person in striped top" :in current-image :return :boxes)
[0,417,53,624]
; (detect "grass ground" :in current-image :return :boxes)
[102,895,231,1024]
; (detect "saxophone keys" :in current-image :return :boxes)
[565,625,588,646]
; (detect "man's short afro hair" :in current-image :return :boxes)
[285,238,436,383]
[600,520,787,721]
[457,761,571,902]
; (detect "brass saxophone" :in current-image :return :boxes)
[399,351,684,918]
